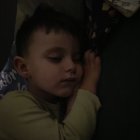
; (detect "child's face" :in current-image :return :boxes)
[24,28,83,98]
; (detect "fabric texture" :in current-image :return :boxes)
[15,0,85,33]
[106,0,140,17]
[0,57,27,98]
[0,89,101,140]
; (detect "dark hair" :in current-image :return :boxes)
[16,4,88,57]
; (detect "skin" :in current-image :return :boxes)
[14,27,101,106]
[67,50,101,113]
[14,28,83,102]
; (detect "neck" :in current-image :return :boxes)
[27,84,60,104]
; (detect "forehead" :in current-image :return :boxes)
[28,28,80,54]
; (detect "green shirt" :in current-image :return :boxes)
[0,89,101,140]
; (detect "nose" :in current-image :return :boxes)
[63,57,76,73]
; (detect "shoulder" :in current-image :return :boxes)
[0,90,43,115]
[0,90,52,128]
[0,90,39,106]
[0,91,56,139]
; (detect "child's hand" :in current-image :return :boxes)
[80,50,101,94]
[66,50,101,115]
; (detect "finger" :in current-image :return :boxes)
[95,56,101,66]
[89,51,96,62]
[84,50,91,64]
[95,56,101,71]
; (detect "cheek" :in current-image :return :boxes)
[39,65,62,83]
[30,69,59,88]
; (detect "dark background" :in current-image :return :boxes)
[0,0,17,70]
[0,1,140,140]
[95,10,140,140]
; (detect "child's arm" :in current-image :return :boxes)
[62,50,101,139]
[66,50,101,114]
[62,89,101,140]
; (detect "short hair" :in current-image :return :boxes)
[16,4,88,57]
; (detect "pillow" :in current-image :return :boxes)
[0,0,85,98]
[106,0,140,17]
[0,57,27,98]
[15,0,85,33]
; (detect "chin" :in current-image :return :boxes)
[57,89,74,98]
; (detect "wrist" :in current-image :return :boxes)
[80,84,97,94]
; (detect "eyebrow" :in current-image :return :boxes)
[43,47,65,56]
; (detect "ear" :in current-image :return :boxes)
[14,56,30,79]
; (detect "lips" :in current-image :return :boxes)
[60,78,77,86]
[61,78,76,83]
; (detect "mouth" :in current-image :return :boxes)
[60,78,77,86]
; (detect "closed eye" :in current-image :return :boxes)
[47,56,63,63]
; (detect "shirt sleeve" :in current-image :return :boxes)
[0,90,101,140]
[62,89,101,140]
